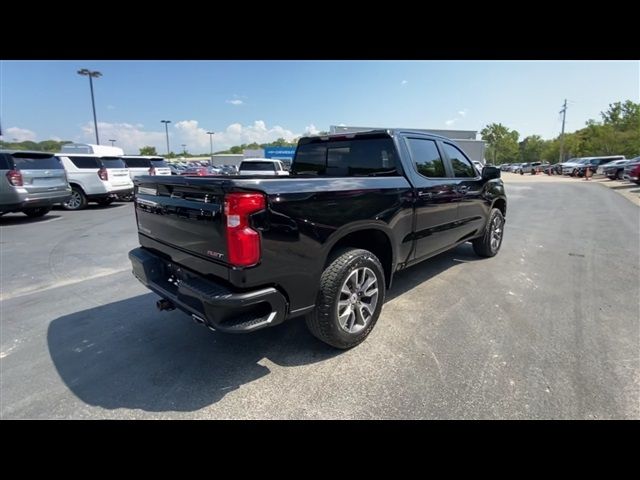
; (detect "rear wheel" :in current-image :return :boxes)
[616,170,624,180]
[306,248,385,349]
[472,208,505,258]
[62,186,87,210]
[22,207,51,218]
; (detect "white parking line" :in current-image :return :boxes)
[0,267,130,302]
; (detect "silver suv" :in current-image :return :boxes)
[0,150,71,218]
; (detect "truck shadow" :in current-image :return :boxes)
[47,244,478,414]
[387,243,481,302]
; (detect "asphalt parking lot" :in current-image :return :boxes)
[1,176,638,419]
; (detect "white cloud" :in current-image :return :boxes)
[401,80,408,86]
[3,127,37,142]
[304,124,320,135]
[80,122,166,154]
[226,99,244,106]
[77,119,313,154]
[50,135,62,141]
[458,109,468,117]
[445,109,469,127]
[445,119,457,126]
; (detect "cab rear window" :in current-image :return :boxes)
[293,136,398,176]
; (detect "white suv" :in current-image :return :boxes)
[238,158,290,176]
[56,154,134,210]
[122,156,172,180]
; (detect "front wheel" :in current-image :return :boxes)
[23,207,51,218]
[616,170,624,180]
[306,248,385,349]
[472,208,505,257]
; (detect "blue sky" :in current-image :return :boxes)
[1,60,638,154]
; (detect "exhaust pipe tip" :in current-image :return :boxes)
[156,299,175,311]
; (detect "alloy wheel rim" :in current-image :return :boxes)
[490,216,503,251]
[337,267,379,334]
[67,191,81,209]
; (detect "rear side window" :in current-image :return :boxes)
[100,158,126,169]
[12,154,63,170]
[0,153,12,170]
[406,138,446,178]
[443,143,476,178]
[293,137,398,176]
[123,158,149,168]
[69,156,100,169]
[240,161,275,171]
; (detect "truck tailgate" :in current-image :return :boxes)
[134,176,229,263]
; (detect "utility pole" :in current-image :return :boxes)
[558,99,567,164]
[109,139,116,147]
[161,120,171,156]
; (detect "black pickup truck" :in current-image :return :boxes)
[129,130,507,348]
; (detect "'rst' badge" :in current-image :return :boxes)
[207,250,224,259]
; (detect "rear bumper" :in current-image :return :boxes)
[128,247,288,333]
[1,192,71,212]
[86,188,134,201]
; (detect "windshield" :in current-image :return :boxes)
[12,154,63,170]
[150,159,169,168]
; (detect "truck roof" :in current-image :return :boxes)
[298,129,451,145]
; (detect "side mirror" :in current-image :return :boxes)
[482,166,501,181]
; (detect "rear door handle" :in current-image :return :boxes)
[418,191,433,198]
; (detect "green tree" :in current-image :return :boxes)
[519,135,546,163]
[481,123,520,164]
[601,100,640,131]
[139,146,158,155]
[229,146,243,154]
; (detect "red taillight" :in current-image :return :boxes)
[148,166,156,175]
[98,167,108,181]
[224,192,266,267]
[6,169,23,187]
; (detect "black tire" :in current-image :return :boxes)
[22,207,51,218]
[62,186,87,210]
[96,198,114,207]
[306,248,385,349]
[472,208,505,258]
[616,170,624,180]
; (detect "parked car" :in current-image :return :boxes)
[573,156,626,177]
[601,159,632,179]
[129,129,506,348]
[623,157,640,184]
[238,158,290,176]
[180,166,209,176]
[56,154,134,210]
[0,150,71,217]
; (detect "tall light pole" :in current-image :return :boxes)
[207,131,214,165]
[77,69,102,144]
[109,139,116,147]
[181,144,187,156]
[161,120,171,156]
